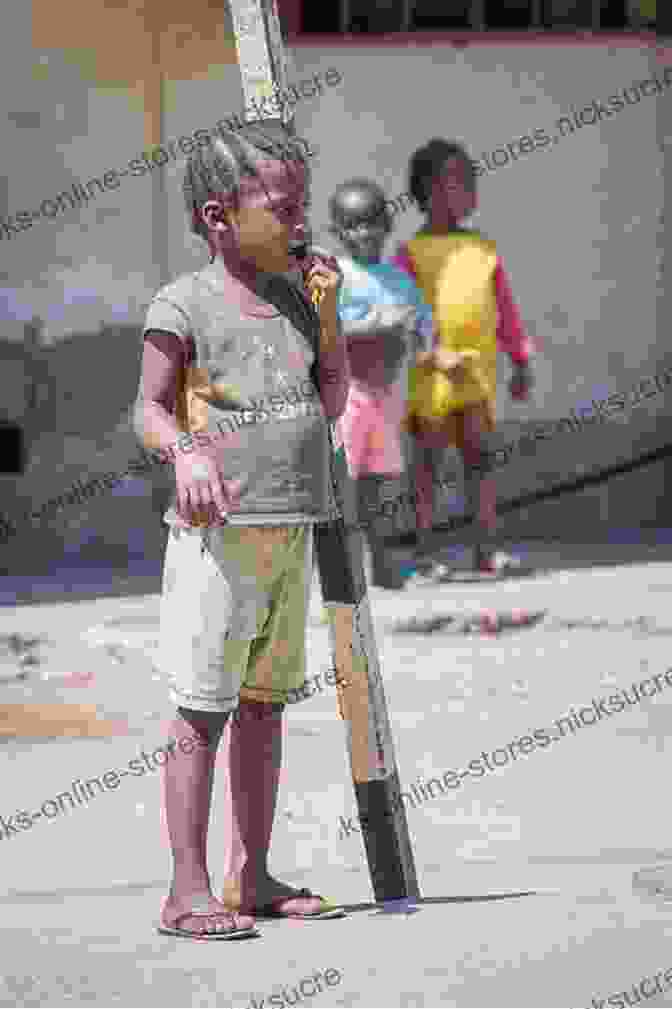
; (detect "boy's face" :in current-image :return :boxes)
[332,189,389,262]
[213,159,308,274]
[430,156,476,226]
[338,216,388,263]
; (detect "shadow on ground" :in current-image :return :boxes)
[4,528,672,610]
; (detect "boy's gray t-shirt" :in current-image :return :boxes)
[141,262,339,527]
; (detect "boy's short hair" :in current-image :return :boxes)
[408,138,476,212]
[183,119,312,241]
[327,177,392,234]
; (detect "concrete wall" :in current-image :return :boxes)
[0,16,668,565]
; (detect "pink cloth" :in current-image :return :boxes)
[337,380,405,478]
[389,243,533,365]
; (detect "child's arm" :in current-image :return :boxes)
[134,311,240,524]
[316,321,350,420]
[303,255,350,420]
[389,244,438,357]
[134,330,189,453]
[495,259,535,400]
[388,243,416,282]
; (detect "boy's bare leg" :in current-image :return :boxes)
[357,475,405,589]
[221,699,326,914]
[412,437,437,564]
[162,707,255,934]
[413,425,462,572]
[462,409,519,572]
[477,475,497,535]
[463,409,495,559]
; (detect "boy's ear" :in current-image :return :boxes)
[201,200,234,233]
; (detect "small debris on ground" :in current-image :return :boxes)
[392,610,547,636]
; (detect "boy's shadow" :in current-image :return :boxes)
[342,889,542,917]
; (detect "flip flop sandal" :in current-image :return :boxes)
[476,552,536,579]
[252,889,346,921]
[409,563,457,584]
[157,901,259,940]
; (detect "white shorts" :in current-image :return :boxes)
[157,524,313,712]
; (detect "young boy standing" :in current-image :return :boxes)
[328,178,434,588]
[135,120,348,938]
[391,139,535,579]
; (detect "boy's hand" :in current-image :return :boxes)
[431,348,469,381]
[414,350,434,369]
[171,433,242,527]
[304,251,342,315]
[509,362,534,401]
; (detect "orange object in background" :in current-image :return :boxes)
[0,704,124,738]
[32,0,238,152]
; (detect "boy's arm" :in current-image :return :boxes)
[495,259,534,399]
[135,323,239,524]
[388,243,415,279]
[388,245,436,355]
[316,307,350,421]
[134,329,188,457]
[495,260,533,365]
[134,294,196,456]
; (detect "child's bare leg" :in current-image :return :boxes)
[221,700,326,914]
[357,475,405,588]
[221,700,281,901]
[162,707,254,934]
[463,410,522,572]
[413,436,435,538]
[477,475,497,533]
[462,413,495,527]
[462,410,496,546]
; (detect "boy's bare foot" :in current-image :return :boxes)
[159,893,257,938]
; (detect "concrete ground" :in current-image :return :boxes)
[1,535,672,1007]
